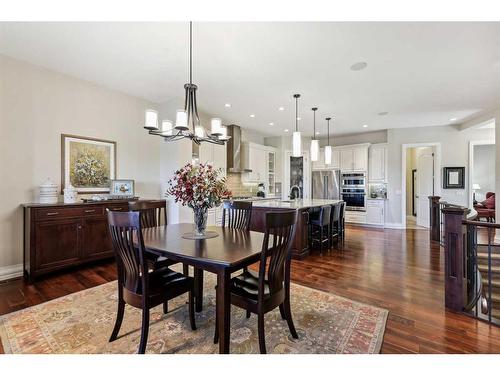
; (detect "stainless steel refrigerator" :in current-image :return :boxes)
[312,170,341,199]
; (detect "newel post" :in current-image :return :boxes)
[442,206,468,312]
[429,196,441,242]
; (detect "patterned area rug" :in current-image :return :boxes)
[0,271,387,354]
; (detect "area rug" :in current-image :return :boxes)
[0,271,387,354]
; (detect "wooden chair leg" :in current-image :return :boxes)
[138,308,150,354]
[183,264,189,275]
[319,227,323,254]
[257,312,267,354]
[246,310,251,319]
[279,304,286,320]
[109,299,125,342]
[213,305,219,344]
[283,299,299,339]
[189,291,197,330]
[163,301,168,314]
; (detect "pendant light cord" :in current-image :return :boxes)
[326,117,331,146]
[293,94,300,132]
[189,21,192,84]
[312,107,317,139]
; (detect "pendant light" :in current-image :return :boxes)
[324,117,332,165]
[143,22,229,145]
[310,107,319,161]
[292,94,301,157]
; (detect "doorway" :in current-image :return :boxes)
[402,143,440,229]
[469,140,495,209]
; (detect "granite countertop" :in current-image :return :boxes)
[250,198,343,209]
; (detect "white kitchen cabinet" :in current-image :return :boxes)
[340,145,369,171]
[366,200,385,225]
[199,143,227,176]
[267,150,276,196]
[241,142,268,183]
[345,211,367,224]
[312,148,340,170]
[368,145,387,182]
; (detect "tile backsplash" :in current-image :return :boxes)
[225,173,256,197]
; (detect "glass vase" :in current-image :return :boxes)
[193,206,208,237]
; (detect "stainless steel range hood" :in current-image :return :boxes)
[226,124,252,173]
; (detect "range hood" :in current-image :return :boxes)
[226,124,252,173]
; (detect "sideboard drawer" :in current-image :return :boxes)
[35,206,105,220]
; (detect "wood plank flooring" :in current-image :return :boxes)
[1,225,499,353]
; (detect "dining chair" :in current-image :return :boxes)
[308,205,332,254]
[129,200,186,279]
[222,200,253,229]
[214,210,299,354]
[107,210,196,354]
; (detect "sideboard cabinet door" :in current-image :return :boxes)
[82,216,114,260]
[34,218,81,270]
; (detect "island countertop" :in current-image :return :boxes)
[249,198,343,210]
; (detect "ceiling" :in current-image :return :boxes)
[1,22,500,137]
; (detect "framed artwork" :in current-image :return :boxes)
[443,167,465,189]
[61,134,116,193]
[110,179,135,197]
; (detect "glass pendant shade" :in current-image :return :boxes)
[144,109,159,130]
[161,120,173,135]
[310,139,319,161]
[175,110,188,130]
[211,118,222,136]
[324,145,332,165]
[292,131,302,157]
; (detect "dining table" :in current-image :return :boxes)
[140,223,265,354]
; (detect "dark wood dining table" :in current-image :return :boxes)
[140,223,265,354]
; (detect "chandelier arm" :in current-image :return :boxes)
[192,86,201,128]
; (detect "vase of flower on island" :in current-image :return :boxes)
[168,162,231,238]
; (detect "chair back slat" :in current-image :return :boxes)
[222,201,252,230]
[108,210,147,294]
[259,210,297,295]
[129,200,167,228]
[318,205,331,226]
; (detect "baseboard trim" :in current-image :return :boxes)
[384,223,406,229]
[0,264,23,282]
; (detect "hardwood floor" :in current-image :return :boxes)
[1,225,499,353]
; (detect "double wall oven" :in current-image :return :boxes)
[341,172,366,211]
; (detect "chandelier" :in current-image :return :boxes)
[143,22,230,145]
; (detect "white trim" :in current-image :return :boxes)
[468,139,495,208]
[384,222,406,229]
[0,264,23,282]
[401,142,442,229]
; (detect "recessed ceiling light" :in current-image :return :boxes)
[350,61,368,71]
[362,124,368,128]
[284,129,289,133]
[449,117,457,121]
[249,114,255,118]
[297,117,301,121]
[269,122,274,126]
[278,107,285,111]
[378,111,389,116]
[224,103,231,108]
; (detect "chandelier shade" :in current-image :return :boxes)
[144,109,159,130]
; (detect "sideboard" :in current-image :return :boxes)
[23,200,143,282]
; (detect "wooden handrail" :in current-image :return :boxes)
[462,220,500,229]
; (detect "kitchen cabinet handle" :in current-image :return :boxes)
[46,212,59,216]
[84,209,96,213]
[112,207,123,211]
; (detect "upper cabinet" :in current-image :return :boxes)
[199,143,227,176]
[340,145,369,171]
[312,148,340,170]
[368,144,387,182]
[241,142,269,183]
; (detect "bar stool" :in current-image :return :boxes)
[329,203,341,246]
[338,202,346,242]
[309,205,332,254]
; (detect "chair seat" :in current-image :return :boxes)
[152,256,178,268]
[230,270,272,300]
[146,267,192,295]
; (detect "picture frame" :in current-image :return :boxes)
[61,134,116,193]
[443,167,465,189]
[110,179,135,197]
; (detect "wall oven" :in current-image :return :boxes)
[341,172,366,211]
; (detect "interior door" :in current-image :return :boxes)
[416,150,434,227]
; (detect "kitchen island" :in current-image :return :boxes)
[243,198,343,259]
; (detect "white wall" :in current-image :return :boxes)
[473,144,495,202]
[386,125,495,226]
[0,54,162,270]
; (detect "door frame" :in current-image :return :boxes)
[401,142,442,228]
[468,139,495,208]
[412,169,417,216]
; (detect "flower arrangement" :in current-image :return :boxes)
[167,162,231,236]
[168,162,232,209]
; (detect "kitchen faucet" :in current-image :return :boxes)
[289,185,301,200]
